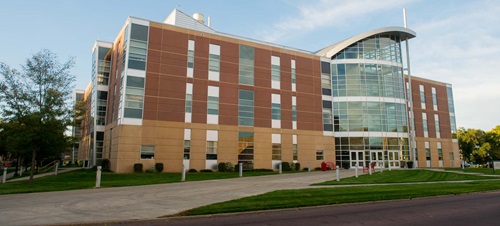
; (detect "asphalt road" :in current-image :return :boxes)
[101,190,500,226]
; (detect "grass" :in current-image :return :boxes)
[180,180,500,216]
[314,169,492,185]
[0,169,290,195]
[445,168,500,175]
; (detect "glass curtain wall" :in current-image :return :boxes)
[331,35,409,168]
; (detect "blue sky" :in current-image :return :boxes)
[0,0,499,131]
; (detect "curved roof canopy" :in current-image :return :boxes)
[315,26,416,59]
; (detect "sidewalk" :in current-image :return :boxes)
[3,167,82,182]
[0,169,356,226]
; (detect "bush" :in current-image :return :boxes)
[303,167,309,171]
[133,163,143,173]
[225,162,234,172]
[314,167,322,171]
[200,169,213,172]
[217,162,227,172]
[282,162,292,171]
[145,167,156,173]
[252,168,274,172]
[101,159,111,172]
[295,163,301,171]
[155,163,164,172]
[188,168,198,173]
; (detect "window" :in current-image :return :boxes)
[292,105,297,121]
[124,76,145,119]
[425,142,431,161]
[206,141,218,160]
[435,114,440,138]
[272,103,281,120]
[321,61,331,95]
[447,85,457,139]
[293,144,298,161]
[140,145,155,159]
[422,113,428,137]
[420,85,426,109]
[438,142,443,160]
[207,96,219,115]
[271,65,280,81]
[432,87,438,111]
[96,91,107,125]
[128,23,148,70]
[185,94,192,113]
[272,143,281,160]
[238,132,254,167]
[238,90,254,126]
[184,140,190,159]
[239,45,254,85]
[291,60,296,84]
[316,150,324,160]
[187,40,195,78]
[209,54,220,72]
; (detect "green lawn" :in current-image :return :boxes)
[445,168,500,175]
[0,169,285,195]
[180,180,500,216]
[314,169,492,185]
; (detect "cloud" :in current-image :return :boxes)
[258,0,414,42]
[410,1,500,130]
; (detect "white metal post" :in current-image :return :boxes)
[279,162,282,174]
[336,166,340,181]
[355,163,358,178]
[308,162,311,172]
[369,162,372,175]
[2,168,6,183]
[381,162,384,173]
[388,161,391,171]
[239,163,243,177]
[181,164,186,181]
[95,166,102,188]
[55,162,59,175]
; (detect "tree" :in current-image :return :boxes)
[458,127,487,164]
[0,49,75,182]
[486,125,500,160]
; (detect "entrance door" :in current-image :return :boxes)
[387,151,400,168]
[370,151,384,168]
[350,151,364,168]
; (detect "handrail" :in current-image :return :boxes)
[38,160,58,173]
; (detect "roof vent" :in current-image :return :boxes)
[192,13,205,24]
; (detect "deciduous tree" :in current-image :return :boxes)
[0,49,75,182]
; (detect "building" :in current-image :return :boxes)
[78,9,459,173]
[69,89,84,164]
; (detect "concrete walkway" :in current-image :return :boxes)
[0,168,496,226]
[0,169,355,226]
[5,167,82,182]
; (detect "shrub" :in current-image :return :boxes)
[294,163,301,171]
[133,163,143,173]
[314,167,322,171]
[225,162,234,172]
[252,168,273,172]
[145,167,156,173]
[282,162,292,171]
[188,168,198,173]
[303,167,309,171]
[200,169,213,172]
[217,162,227,172]
[155,163,164,172]
[101,159,111,172]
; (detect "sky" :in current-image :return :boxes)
[0,0,499,131]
